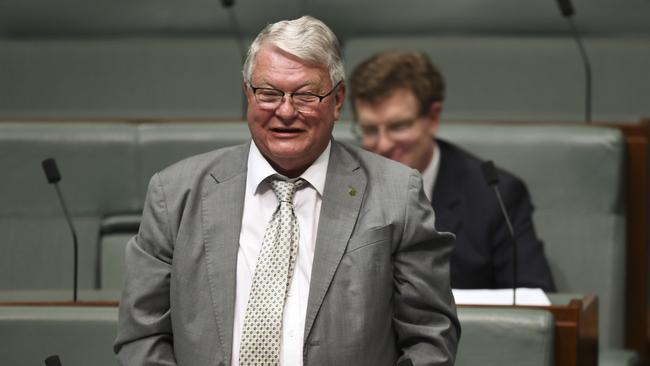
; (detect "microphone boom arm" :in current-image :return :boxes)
[54,184,78,302]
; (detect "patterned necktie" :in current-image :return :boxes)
[239,177,305,366]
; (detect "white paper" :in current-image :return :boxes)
[452,288,551,306]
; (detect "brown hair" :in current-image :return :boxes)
[349,51,445,118]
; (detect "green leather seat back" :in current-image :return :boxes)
[0,305,553,366]
[436,123,625,350]
[0,122,138,290]
[1,121,623,353]
[456,307,554,366]
[0,306,117,366]
[334,121,625,350]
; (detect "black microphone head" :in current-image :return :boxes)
[397,359,414,366]
[481,160,500,186]
[221,0,235,8]
[42,158,61,184]
[556,0,575,17]
[45,355,63,366]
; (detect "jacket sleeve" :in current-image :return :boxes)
[393,170,461,366]
[114,173,178,365]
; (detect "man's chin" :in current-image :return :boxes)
[263,145,309,162]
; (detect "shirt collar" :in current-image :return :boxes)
[247,140,331,196]
[421,141,440,202]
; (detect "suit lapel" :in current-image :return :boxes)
[304,141,366,341]
[432,139,463,234]
[202,143,249,364]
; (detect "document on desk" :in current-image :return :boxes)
[452,288,551,306]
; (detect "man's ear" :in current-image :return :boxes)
[426,101,443,136]
[333,82,346,120]
[243,82,251,99]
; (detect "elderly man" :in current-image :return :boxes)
[115,17,459,366]
[349,51,555,292]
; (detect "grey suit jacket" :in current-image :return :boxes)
[114,140,460,366]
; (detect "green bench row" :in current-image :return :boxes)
[0,121,626,355]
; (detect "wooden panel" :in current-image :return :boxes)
[601,119,650,364]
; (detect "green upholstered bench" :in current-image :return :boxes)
[0,122,139,291]
[434,123,632,364]
[0,121,629,360]
[0,305,553,366]
[456,307,554,366]
[0,306,118,366]
[435,124,626,352]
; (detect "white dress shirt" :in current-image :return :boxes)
[421,142,441,202]
[231,141,330,366]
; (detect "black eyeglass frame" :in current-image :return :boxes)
[248,80,342,105]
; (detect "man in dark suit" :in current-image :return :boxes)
[115,18,459,365]
[349,51,555,291]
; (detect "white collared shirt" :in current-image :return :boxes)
[231,141,331,366]
[421,142,441,201]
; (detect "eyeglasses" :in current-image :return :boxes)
[352,118,421,143]
[249,81,342,113]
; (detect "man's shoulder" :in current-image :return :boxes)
[437,138,523,186]
[437,138,530,204]
[437,139,483,170]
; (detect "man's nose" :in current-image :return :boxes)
[275,96,299,121]
[375,129,395,155]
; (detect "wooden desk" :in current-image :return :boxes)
[461,294,598,366]
[547,295,598,366]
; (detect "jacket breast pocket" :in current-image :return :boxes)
[345,225,393,253]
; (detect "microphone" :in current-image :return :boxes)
[397,359,414,366]
[44,355,63,366]
[481,161,518,305]
[556,0,575,17]
[42,159,61,183]
[555,0,592,124]
[220,0,247,119]
[42,158,79,303]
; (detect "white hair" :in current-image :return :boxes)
[242,15,345,86]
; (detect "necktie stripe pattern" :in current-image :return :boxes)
[239,177,304,366]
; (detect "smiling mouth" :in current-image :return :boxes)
[271,127,304,134]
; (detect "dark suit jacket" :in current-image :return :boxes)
[432,139,556,291]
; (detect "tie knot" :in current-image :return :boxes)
[270,178,305,203]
